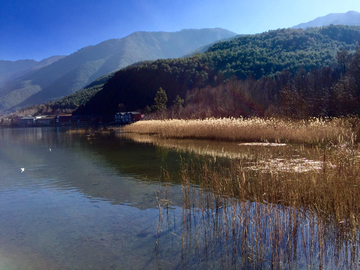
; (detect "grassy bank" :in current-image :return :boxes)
[123,117,358,145]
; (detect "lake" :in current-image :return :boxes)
[0,127,359,269]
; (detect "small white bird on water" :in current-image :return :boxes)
[49,148,52,152]
[20,167,25,173]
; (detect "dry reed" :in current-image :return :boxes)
[123,117,357,145]
[155,138,360,268]
[66,127,112,136]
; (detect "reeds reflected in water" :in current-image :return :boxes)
[155,141,360,269]
[70,120,360,268]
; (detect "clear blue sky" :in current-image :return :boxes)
[1,0,360,61]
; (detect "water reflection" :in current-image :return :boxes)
[0,127,359,269]
[125,132,360,269]
[0,128,186,208]
[123,133,332,173]
[157,194,358,269]
[0,128,186,269]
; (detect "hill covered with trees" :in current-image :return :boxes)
[74,25,360,118]
[0,28,236,112]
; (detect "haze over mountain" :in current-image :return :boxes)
[0,28,236,112]
[0,56,65,88]
[293,11,360,29]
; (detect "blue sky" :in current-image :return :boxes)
[1,0,360,61]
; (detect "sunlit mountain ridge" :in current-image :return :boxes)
[293,10,360,28]
[0,28,236,112]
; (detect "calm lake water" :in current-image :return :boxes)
[0,127,358,269]
[0,127,189,269]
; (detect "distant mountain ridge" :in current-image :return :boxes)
[0,56,65,87]
[0,28,236,112]
[293,10,360,29]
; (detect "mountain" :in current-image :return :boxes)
[293,10,360,29]
[0,60,37,87]
[0,56,64,87]
[0,28,236,112]
[49,72,116,111]
[73,25,360,117]
[182,36,237,58]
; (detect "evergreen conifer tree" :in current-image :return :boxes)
[154,87,168,111]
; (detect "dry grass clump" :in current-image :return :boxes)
[67,127,112,136]
[123,117,356,145]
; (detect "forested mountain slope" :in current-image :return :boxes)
[0,28,236,112]
[74,25,360,116]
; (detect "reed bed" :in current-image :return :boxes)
[123,117,358,145]
[155,141,360,269]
